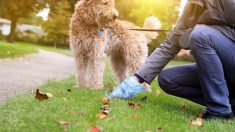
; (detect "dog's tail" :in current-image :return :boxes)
[143,16,162,44]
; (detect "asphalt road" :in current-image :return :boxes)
[0,50,75,103]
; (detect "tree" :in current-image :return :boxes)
[42,0,72,47]
[69,0,79,13]
[0,0,44,42]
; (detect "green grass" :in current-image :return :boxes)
[0,61,234,131]
[17,42,72,56]
[0,40,72,59]
[0,41,38,58]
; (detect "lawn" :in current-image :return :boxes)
[0,40,72,59]
[0,41,38,59]
[17,41,72,56]
[0,61,234,132]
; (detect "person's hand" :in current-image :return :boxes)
[105,77,150,99]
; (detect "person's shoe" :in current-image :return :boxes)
[202,111,234,120]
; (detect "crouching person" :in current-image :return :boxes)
[107,0,235,120]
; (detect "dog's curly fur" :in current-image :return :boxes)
[70,0,161,89]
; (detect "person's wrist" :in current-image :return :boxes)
[133,76,141,84]
[134,73,145,84]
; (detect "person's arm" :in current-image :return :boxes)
[135,31,182,84]
[106,0,206,99]
[135,0,205,84]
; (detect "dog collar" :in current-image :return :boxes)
[98,28,104,37]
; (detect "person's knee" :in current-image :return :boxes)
[189,25,215,52]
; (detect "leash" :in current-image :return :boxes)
[126,28,173,32]
[105,27,173,32]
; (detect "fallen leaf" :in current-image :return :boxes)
[45,93,53,98]
[140,96,148,102]
[67,89,72,92]
[35,89,52,101]
[100,105,111,115]
[189,113,203,127]
[156,127,163,132]
[108,115,116,122]
[57,120,69,132]
[128,102,142,109]
[89,126,101,132]
[156,89,161,96]
[97,104,110,120]
[181,102,187,109]
[79,112,85,116]
[101,97,110,105]
[97,113,107,120]
[132,114,140,120]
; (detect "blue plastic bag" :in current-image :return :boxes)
[105,77,148,99]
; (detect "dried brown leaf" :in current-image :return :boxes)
[132,114,140,120]
[101,97,110,105]
[97,113,107,120]
[156,127,163,132]
[57,120,69,132]
[45,93,53,98]
[100,105,110,115]
[140,96,148,102]
[128,102,142,109]
[35,89,52,101]
[181,102,187,109]
[67,89,72,92]
[89,126,101,132]
[189,113,203,127]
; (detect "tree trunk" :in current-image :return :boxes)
[7,18,18,43]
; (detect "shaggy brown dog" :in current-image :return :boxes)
[70,0,161,89]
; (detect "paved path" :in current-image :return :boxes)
[0,50,75,103]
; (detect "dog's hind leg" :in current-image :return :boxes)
[110,55,128,84]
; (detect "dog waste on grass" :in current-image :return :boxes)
[35,89,53,101]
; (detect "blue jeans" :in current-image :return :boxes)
[158,25,235,115]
